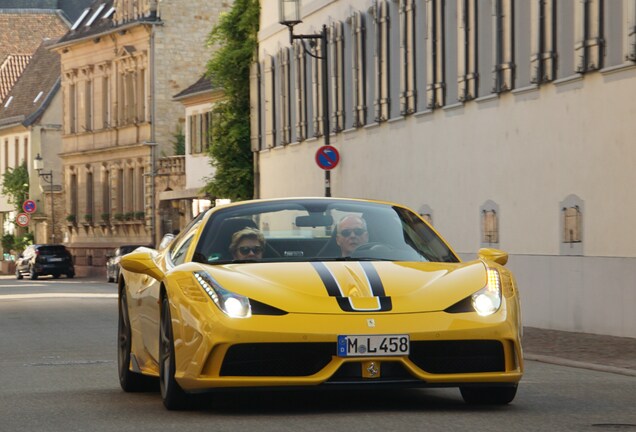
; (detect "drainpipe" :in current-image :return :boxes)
[149,24,157,246]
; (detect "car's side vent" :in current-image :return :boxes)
[249,299,288,315]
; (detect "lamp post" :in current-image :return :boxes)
[33,153,56,244]
[278,0,331,197]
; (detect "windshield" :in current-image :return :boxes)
[193,199,459,264]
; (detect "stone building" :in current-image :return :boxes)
[50,0,230,277]
[0,8,70,260]
[254,0,636,338]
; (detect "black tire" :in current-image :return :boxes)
[118,288,156,392]
[29,266,38,280]
[52,273,61,279]
[67,272,75,279]
[16,267,23,280]
[160,294,190,410]
[460,384,518,405]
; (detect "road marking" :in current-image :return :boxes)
[0,293,117,300]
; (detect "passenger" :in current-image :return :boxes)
[229,227,265,260]
[335,215,369,256]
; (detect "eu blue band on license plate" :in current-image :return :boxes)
[337,334,410,357]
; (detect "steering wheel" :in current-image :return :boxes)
[351,242,395,257]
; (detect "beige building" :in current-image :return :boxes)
[50,0,229,276]
[254,0,636,338]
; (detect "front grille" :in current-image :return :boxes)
[409,340,505,374]
[220,343,335,376]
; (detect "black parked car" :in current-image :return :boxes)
[15,244,75,280]
[106,245,145,283]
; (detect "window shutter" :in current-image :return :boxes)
[626,0,636,61]
[249,61,261,151]
[278,48,291,145]
[530,0,556,83]
[575,0,604,73]
[492,0,514,93]
[457,0,478,101]
[350,11,366,127]
[312,39,323,137]
[374,0,390,122]
[294,41,307,141]
[426,0,445,108]
[330,21,345,132]
[400,0,416,114]
[263,55,276,149]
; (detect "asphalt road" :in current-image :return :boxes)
[1,277,635,432]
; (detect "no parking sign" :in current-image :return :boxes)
[23,199,37,213]
[315,145,340,170]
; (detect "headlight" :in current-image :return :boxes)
[194,271,251,318]
[471,267,502,316]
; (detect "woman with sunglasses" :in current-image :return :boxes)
[335,215,369,256]
[229,227,266,260]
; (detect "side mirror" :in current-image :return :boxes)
[120,247,165,281]
[478,248,508,266]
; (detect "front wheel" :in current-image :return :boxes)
[118,288,156,392]
[29,266,38,280]
[16,267,23,280]
[160,294,190,410]
[460,384,518,405]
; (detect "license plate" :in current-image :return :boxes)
[337,334,410,357]
[49,258,63,262]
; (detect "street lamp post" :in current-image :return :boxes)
[278,0,331,197]
[33,153,56,244]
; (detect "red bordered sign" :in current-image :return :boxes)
[315,145,340,171]
[16,213,30,227]
[23,199,37,213]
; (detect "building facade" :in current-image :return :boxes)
[253,0,636,338]
[51,0,229,276]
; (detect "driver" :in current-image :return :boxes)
[335,215,369,256]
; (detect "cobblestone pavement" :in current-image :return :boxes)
[523,326,636,376]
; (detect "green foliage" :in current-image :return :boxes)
[1,162,29,212]
[1,233,14,252]
[171,124,185,155]
[202,0,259,201]
[14,233,33,253]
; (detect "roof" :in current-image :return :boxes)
[0,9,70,61]
[0,54,31,103]
[0,38,61,127]
[55,0,159,47]
[173,74,217,101]
[0,0,93,22]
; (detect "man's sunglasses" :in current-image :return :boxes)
[339,228,366,237]
[238,246,263,255]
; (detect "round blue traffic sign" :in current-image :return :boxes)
[23,199,37,214]
[315,145,340,171]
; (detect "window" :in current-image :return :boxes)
[86,171,94,218]
[457,0,478,101]
[23,137,28,165]
[14,138,18,166]
[399,0,416,113]
[102,169,111,217]
[69,82,77,133]
[418,204,434,226]
[480,201,500,246]
[374,0,390,122]
[350,11,367,127]
[70,172,78,219]
[85,78,93,131]
[426,0,445,108]
[137,68,146,122]
[330,21,345,131]
[294,41,308,140]
[531,0,557,83]
[117,168,124,216]
[137,166,144,214]
[575,0,604,72]
[560,194,584,255]
[102,75,111,128]
[493,0,515,92]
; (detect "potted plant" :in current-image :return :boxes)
[66,214,77,225]
[125,212,135,221]
[114,213,125,222]
[100,213,110,224]
[134,211,145,220]
[83,214,93,224]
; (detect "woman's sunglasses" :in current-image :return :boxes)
[238,246,263,255]
[339,228,366,237]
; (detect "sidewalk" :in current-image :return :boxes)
[522,326,636,376]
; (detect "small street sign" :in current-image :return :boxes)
[16,213,30,227]
[315,145,340,170]
[23,199,37,214]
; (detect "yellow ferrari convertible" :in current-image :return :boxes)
[118,197,523,409]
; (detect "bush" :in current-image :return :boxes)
[1,233,15,252]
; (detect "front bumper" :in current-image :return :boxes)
[169,298,523,392]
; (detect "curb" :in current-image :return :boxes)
[525,353,636,377]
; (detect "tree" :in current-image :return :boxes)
[201,0,259,201]
[1,162,29,212]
